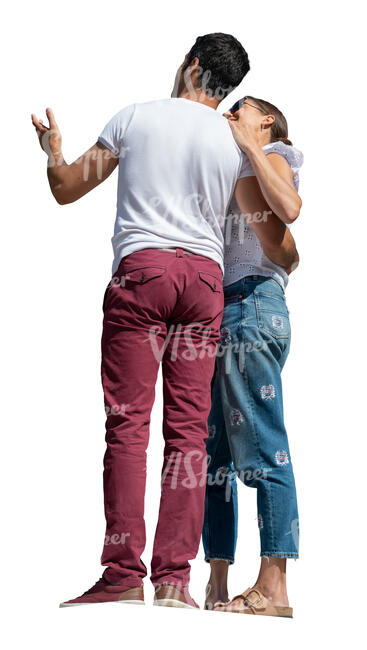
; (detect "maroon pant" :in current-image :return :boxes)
[100,248,224,588]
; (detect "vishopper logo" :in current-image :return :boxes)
[144,192,224,230]
[107,274,132,289]
[217,335,271,374]
[161,450,208,490]
[224,210,272,245]
[207,464,273,502]
[143,322,270,366]
[160,450,273,501]
[181,64,236,102]
[153,581,195,605]
[285,518,300,553]
[42,128,130,175]
[80,145,130,181]
[104,403,130,417]
[141,194,271,247]
[104,532,131,546]
[145,323,218,363]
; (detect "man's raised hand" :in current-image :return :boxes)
[31,108,63,164]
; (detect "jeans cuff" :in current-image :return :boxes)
[204,554,234,564]
[260,551,299,559]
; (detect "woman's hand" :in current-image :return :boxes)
[224,107,263,155]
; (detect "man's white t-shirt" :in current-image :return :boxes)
[98,98,248,274]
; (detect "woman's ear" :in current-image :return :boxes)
[261,114,275,130]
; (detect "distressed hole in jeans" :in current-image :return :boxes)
[208,424,216,439]
[272,315,284,330]
[260,384,275,400]
[230,408,244,426]
[275,450,289,466]
[220,327,232,346]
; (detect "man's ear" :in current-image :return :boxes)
[183,56,199,75]
[183,56,200,95]
[187,56,199,70]
[187,56,200,80]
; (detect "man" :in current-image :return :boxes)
[32,33,297,608]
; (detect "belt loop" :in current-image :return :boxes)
[176,248,184,257]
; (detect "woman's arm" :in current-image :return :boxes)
[227,111,302,224]
[244,147,301,223]
[234,175,299,273]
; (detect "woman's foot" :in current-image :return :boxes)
[253,557,289,607]
[213,587,293,617]
[204,559,230,610]
[212,557,292,617]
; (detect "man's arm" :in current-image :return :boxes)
[31,108,119,204]
[234,175,299,273]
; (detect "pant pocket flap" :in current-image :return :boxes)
[199,271,222,292]
[125,266,166,284]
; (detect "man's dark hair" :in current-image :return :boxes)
[184,33,250,100]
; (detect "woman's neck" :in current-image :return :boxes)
[260,132,272,148]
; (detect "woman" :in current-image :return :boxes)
[203,97,304,617]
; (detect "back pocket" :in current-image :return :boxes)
[198,271,222,293]
[123,266,167,285]
[254,291,290,339]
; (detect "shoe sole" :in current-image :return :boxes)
[154,598,197,609]
[59,600,145,608]
[243,606,293,618]
[215,606,293,617]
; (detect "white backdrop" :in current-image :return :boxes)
[1,1,365,648]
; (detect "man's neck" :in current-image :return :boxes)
[177,90,220,111]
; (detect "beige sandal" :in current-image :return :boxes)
[213,588,293,618]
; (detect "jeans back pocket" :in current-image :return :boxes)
[254,289,290,340]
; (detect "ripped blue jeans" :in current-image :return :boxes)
[202,276,299,561]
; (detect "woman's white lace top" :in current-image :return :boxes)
[224,141,304,290]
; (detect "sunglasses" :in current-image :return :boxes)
[228,96,266,114]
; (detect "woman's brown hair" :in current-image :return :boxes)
[247,96,293,146]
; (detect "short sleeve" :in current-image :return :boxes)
[98,104,136,155]
[238,141,304,190]
[238,153,255,179]
[262,142,304,189]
